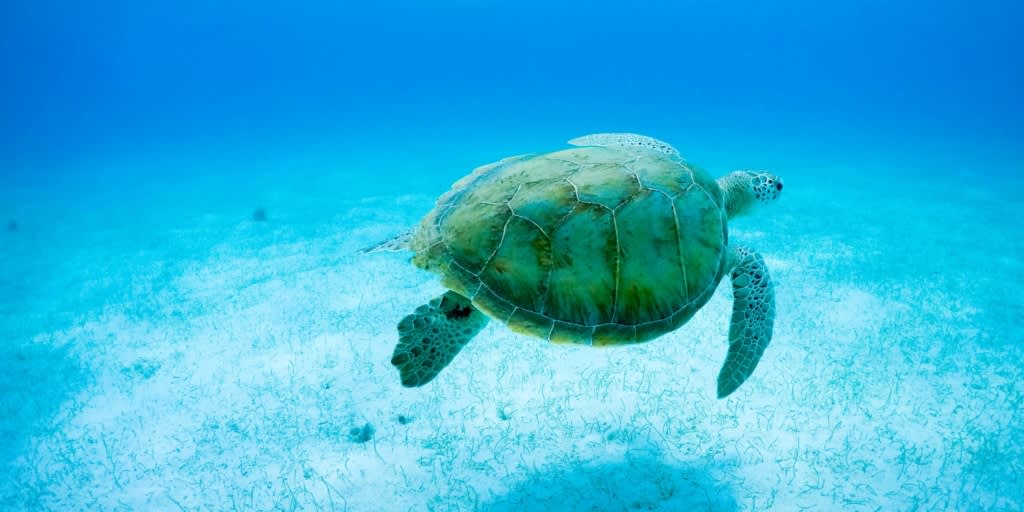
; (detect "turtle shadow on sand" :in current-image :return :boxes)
[480,454,739,512]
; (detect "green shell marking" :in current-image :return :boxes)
[412,145,728,347]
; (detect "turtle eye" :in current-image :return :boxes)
[776,182,783,191]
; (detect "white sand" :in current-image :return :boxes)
[1,156,1021,511]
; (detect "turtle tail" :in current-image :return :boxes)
[360,228,414,254]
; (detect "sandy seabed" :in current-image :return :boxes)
[2,158,1022,511]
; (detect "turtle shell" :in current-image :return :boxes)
[411,146,729,346]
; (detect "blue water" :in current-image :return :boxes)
[2,1,1022,510]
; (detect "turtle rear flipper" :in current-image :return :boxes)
[717,247,776,398]
[391,291,489,387]
[361,229,414,254]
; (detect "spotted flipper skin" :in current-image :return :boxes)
[567,132,681,159]
[360,228,414,254]
[391,291,488,387]
[717,247,775,398]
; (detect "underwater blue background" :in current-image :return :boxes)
[2,1,1023,510]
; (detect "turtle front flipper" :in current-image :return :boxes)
[717,247,776,398]
[391,291,489,387]
[567,132,681,159]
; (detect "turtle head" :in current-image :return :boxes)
[750,171,783,202]
[717,170,783,219]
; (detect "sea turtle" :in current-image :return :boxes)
[366,133,783,398]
